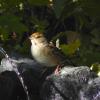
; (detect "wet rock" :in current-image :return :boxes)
[0,56,99,100]
[79,77,100,100]
[40,66,97,100]
[0,71,27,100]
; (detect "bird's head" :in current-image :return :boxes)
[29,32,48,45]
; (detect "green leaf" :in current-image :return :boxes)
[0,28,8,40]
[0,14,28,37]
[90,63,100,76]
[53,0,66,18]
[60,39,81,55]
[31,16,48,32]
[53,0,76,19]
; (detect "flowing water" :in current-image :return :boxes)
[0,47,30,100]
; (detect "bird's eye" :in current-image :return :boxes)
[35,35,41,38]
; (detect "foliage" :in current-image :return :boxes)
[31,16,49,32]
[0,14,28,39]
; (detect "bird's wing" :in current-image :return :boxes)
[47,45,75,66]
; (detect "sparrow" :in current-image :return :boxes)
[29,32,74,74]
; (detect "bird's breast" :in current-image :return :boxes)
[31,45,41,57]
[31,45,57,67]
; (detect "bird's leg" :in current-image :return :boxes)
[45,65,61,80]
[54,65,61,75]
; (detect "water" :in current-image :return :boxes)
[13,66,30,100]
[0,46,30,100]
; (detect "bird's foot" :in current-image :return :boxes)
[54,65,61,75]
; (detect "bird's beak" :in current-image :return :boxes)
[29,36,32,40]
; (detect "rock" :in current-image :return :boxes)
[40,66,97,100]
[0,55,99,100]
[79,77,100,100]
[0,71,27,100]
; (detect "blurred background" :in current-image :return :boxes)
[0,0,100,68]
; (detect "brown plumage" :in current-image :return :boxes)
[29,32,74,68]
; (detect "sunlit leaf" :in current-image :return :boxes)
[90,63,100,76]
[60,39,81,55]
